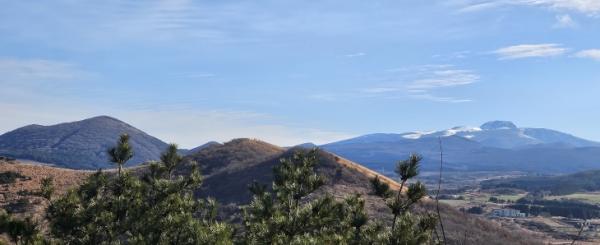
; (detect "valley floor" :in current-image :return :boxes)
[417,171,600,244]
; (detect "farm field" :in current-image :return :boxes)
[544,193,600,204]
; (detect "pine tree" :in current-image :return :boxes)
[391,154,421,230]
[242,149,387,244]
[107,133,133,177]
[47,139,233,244]
[371,175,393,198]
[244,150,341,243]
[40,176,54,200]
[370,153,438,244]
[160,143,182,179]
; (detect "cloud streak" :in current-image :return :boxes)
[531,0,600,15]
[359,65,479,103]
[345,52,366,58]
[575,49,600,61]
[408,69,480,89]
[493,44,567,59]
[456,0,600,15]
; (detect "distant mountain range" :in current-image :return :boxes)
[322,121,600,174]
[0,116,169,169]
[2,117,600,174]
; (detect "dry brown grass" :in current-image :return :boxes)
[0,160,90,220]
[331,152,403,190]
[0,161,90,202]
[0,160,91,244]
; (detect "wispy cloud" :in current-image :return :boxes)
[457,1,507,13]
[177,72,216,79]
[358,65,479,103]
[408,69,480,89]
[345,52,366,58]
[575,49,600,61]
[362,87,402,94]
[409,93,473,103]
[553,14,578,28]
[456,0,600,15]
[493,44,567,59]
[532,0,600,15]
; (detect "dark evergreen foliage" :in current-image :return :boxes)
[107,133,133,176]
[47,137,233,244]
[482,170,600,195]
[0,211,45,244]
[0,171,27,184]
[511,198,600,219]
[39,176,54,200]
[243,149,436,244]
[371,175,393,198]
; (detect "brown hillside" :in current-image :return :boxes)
[1,160,90,217]
[183,138,285,177]
[185,139,545,244]
[0,160,91,244]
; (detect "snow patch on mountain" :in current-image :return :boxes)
[402,131,435,139]
[443,126,482,136]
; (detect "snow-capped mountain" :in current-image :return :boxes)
[393,121,598,149]
[321,121,600,173]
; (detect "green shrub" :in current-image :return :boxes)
[0,171,26,184]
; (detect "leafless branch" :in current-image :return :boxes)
[436,136,447,244]
[571,219,587,245]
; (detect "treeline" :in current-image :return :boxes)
[509,198,600,219]
[0,134,441,244]
[481,170,600,195]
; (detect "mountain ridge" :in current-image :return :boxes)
[0,116,169,169]
[322,121,600,173]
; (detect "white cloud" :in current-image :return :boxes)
[575,49,600,61]
[529,0,600,15]
[493,43,567,59]
[177,72,216,79]
[409,93,473,103]
[362,87,402,94]
[553,14,577,28]
[456,0,600,15]
[408,69,480,89]
[345,52,366,58]
[458,1,507,13]
[358,65,478,103]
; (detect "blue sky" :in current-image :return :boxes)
[1,0,599,147]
